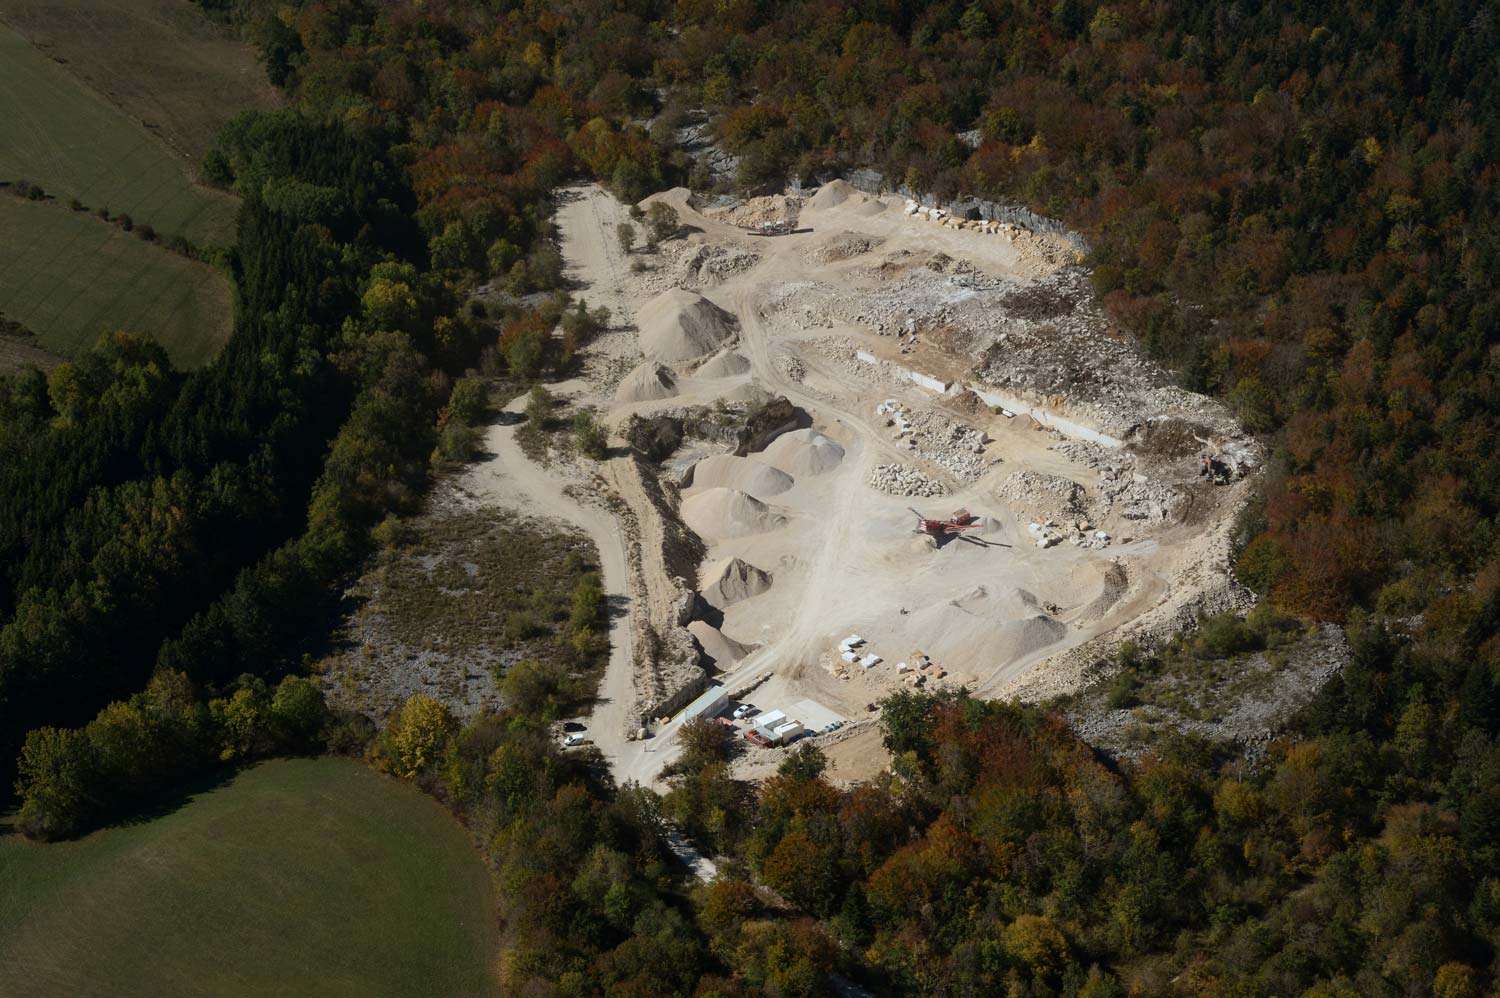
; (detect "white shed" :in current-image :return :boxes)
[681,685,729,724]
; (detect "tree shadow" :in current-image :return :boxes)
[604,592,631,622]
[107,767,246,830]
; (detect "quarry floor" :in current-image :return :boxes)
[464,182,1253,788]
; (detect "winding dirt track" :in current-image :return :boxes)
[467,392,647,782]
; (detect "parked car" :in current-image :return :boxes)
[563,733,590,748]
[732,704,756,719]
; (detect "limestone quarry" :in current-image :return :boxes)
[469,180,1262,787]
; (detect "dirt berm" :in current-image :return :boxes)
[623,453,714,725]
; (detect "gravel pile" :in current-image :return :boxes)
[673,242,760,287]
[706,194,803,227]
[868,463,948,497]
[1117,481,1191,523]
[804,231,883,264]
[997,470,1091,519]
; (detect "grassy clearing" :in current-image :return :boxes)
[0,0,278,164]
[0,197,231,367]
[0,757,499,998]
[0,22,239,246]
[324,503,607,721]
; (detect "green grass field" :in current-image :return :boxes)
[0,21,239,246]
[0,0,278,164]
[0,758,499,998]
[0,197,231,367]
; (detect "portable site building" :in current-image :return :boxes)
[748,711,802,747]
[681,685,729,724]
[772,720,804,743]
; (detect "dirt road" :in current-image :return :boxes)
[464,391,661,785]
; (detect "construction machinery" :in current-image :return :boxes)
[909,507,982,536]
[745,219,796,236]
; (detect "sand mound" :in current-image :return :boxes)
[906,585,1067,667]
[694,348,751,378]
[687,454,794,497]
[853,198,887,217]
[700,556,773,609]
[762,428,845,476]
[642,187,697,212]
[809,179,855,210]
[687,620,754,669]
[681,488,786,541]
[614,360,678,402]
[637,289,736,365]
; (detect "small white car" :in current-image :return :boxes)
[732,704,755,719]
[563,733,590,748]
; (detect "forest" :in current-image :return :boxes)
[4,0,1500,994]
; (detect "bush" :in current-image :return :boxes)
[431,419,478,467]
[646,202,680,245]
[560,301,609,363]
[526,385,556,425]
[1106,669,1141,709]
[499,658,575,720]
[574,410,608,458]
[1189,612,1260,659]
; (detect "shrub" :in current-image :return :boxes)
[431,419,478,466]
[646,202,680,244]
[573,410,608,458]
[526,385,556,425]
[1189,612,1260,659]
[1106,669,1141,709]
[499,658,574,720]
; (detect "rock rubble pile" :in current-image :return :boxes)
[868,464,948,497]
[878,400,989,483]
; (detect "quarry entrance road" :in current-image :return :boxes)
[471,394,652,787]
